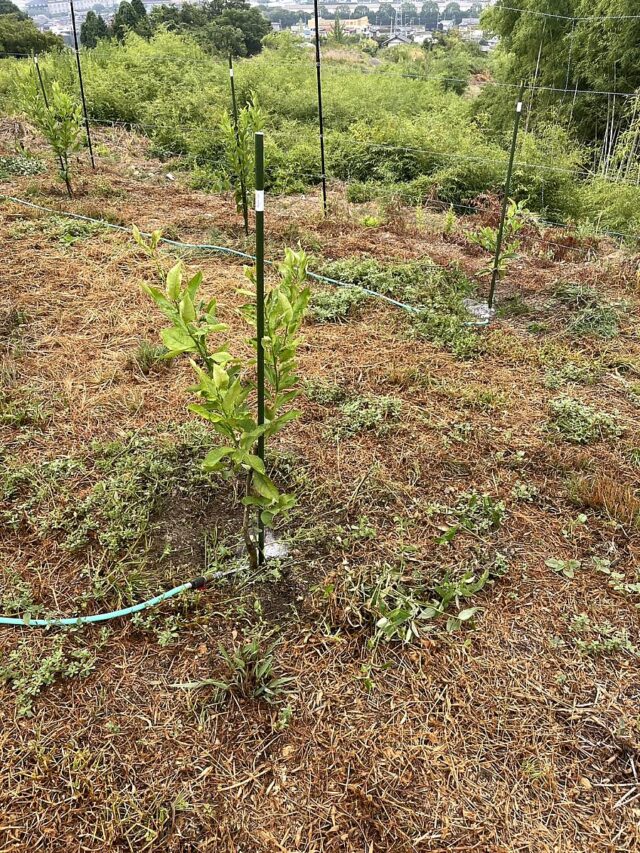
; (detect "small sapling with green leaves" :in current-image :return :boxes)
[22,80,84,197]
[469,199,530,278]
[141,236,310,569]
[221,95,264,234]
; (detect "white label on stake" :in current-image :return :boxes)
[516,101,523,112]
[255,190,264,212]
[229,68,234,77]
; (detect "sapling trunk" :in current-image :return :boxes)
[61,156,73,198]
[242,468,258,571]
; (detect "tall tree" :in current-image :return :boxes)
[0,14,63,53]
[80,11,108,48]
[332,12,344,41]
[0,0,26,19]
[483,0,640,143]
[420,1,438,29]
[443,3,463,25]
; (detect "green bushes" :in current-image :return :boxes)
[1,33,638,233]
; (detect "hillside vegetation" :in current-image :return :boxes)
[1,29,639,234]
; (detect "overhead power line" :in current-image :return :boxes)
[493,4,640,22]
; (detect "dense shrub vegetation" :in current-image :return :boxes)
[1,23,639,234]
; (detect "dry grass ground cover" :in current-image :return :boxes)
[1,126,640,851]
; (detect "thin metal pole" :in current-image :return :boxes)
[254,131,265,565]
[69,0,95,169]
[488,81,525,309]
[34,55,66,175]
[312,0,327,215]
[229,54,249,236]
[33,55,49,109]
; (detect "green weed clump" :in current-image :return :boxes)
[0,154,45,179]
[308,286,365,323]
[0,429,210,553]
[554,282,621,338]
[0,387,49,427]
[328,393,402,438]
[454,491,505,533]
[46,215,106,245]
[303,379,345,405]
[0,637,96,717]
[543,361,601,389]
[319,561,492,647]
[548,398,622,444]
[569,614,636,657]
[174,638,293,704]
[131,340,169,374]
[321,257,480,357]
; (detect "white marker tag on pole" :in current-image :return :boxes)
[516,102,523,112]
[255,190,264,212]
[229,68,234,77]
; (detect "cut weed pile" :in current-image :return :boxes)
[1,126,640,852]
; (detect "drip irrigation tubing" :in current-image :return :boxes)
[0,193,433,313]
[0,567,242,628]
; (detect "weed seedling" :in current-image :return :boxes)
[545,557,582,579]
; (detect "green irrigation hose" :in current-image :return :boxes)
[0,194,421,314]
[0,567,242,628]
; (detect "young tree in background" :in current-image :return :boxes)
[80,10,109,48]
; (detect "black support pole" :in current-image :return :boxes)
[33,55,49,109]
[69,0,95,169]
[255,131,265,565]
[312,0,328,215]
[229,54,249,236]
[488,81,525,309]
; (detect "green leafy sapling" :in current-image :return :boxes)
[239,248,311,525]
[22,79,84,197]
[141,243,310,569]
[132,225,164,281]
[468,199,530,278]
[221,94,264,235]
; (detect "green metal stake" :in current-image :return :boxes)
[69,0,95,169]
[229,54,249,236]
[488,81,525,309]
[255,131,265,565]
